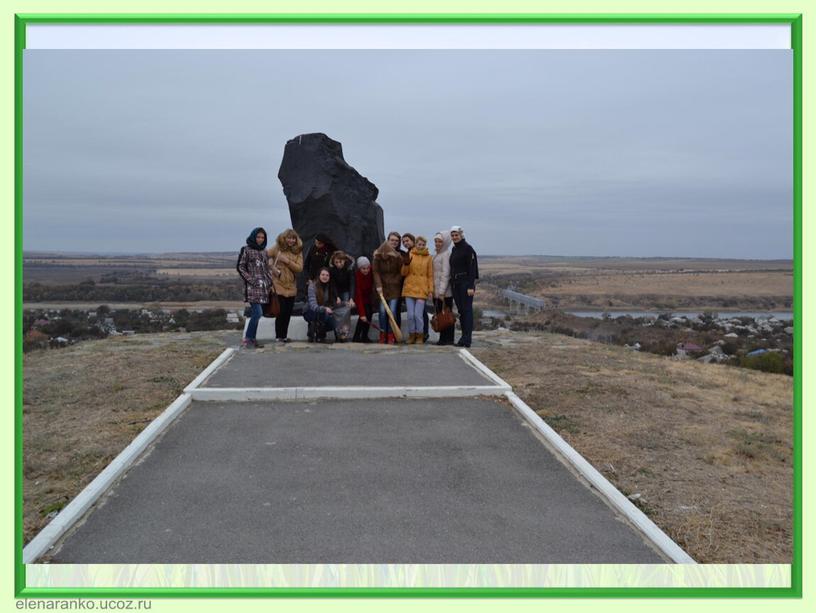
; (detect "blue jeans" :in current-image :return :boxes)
[405,297,426,334]
[303,308,336,330]
[245,302,263,341]
[378,298,399,334]
[452,283,474,344]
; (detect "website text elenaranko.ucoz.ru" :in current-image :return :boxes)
[16,601,152,610]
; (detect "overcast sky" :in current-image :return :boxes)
[24,49,792,258]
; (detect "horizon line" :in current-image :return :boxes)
[22,250,794,262]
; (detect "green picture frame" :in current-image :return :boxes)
[14,12,803,599]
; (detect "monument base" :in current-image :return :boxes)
[244,315,442,343]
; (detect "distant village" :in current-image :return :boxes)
[23,295,794,377]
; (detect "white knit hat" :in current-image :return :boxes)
[356,256,371,267]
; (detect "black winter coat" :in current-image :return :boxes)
[449,240,479,290]
[331,265,354,297]
[304,244,333,280]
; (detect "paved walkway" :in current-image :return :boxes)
[202,345,493,388]
[48,346,666,564]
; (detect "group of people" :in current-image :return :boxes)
[237,226,478,348]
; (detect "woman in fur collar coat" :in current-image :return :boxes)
[372,232,404,344]
[267,228,303,342]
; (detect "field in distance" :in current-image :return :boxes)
[24,252,793,312]
[24,252,237,284]
[478,255,792,311]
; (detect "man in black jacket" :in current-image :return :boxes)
[448,225,479,347]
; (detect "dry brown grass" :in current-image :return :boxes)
[479,256,791,274]
[540,271,792,298]
[156,268,235,277]
[22,331,232,544]
[478,257,792,311]
[471,329,793,563]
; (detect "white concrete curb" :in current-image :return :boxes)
[503,390,696,564]
[458,348,513,389]
[23,347,237,564]
[189,384,510,402]
[26,344,694,566]
[23,393,192,564]
[183,348,236,392]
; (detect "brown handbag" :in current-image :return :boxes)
[263,288,281,318]
[431,301,456,332]
[263,253,282,318]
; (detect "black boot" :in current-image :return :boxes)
[353,319,370,343]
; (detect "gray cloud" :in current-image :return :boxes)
[24,49,792,257]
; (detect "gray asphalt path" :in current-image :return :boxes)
[51,398,664,563]
[202,345,494,388]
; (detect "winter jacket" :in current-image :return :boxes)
[432,231,453,298]
[372,240,404,301]
[329,250,355,298]
[433,250,452,298]
[354,268,376,319]
[303,233,338,280]
[449,239,479,290]
[237,228,272,304]
[306,279,336,314]
[267,231,304,298]
[401,247,434,299]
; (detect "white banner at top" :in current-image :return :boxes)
[24,23,792,50]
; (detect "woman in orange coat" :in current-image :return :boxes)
[401,235,433,344]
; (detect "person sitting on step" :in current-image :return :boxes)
[303,267,337,344]
[352,256,376,343]
[329,249,356,307]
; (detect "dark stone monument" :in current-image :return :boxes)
[278,133,385,299]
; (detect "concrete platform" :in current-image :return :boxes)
[248,314,443,342]
[201,345,494,389]
[49,398,664,564]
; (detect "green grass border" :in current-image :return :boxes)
[11,587,802,599]
[14,12,803,599]
[14,12,803,23]
[15,12,27,599]
[790,13,803,600]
